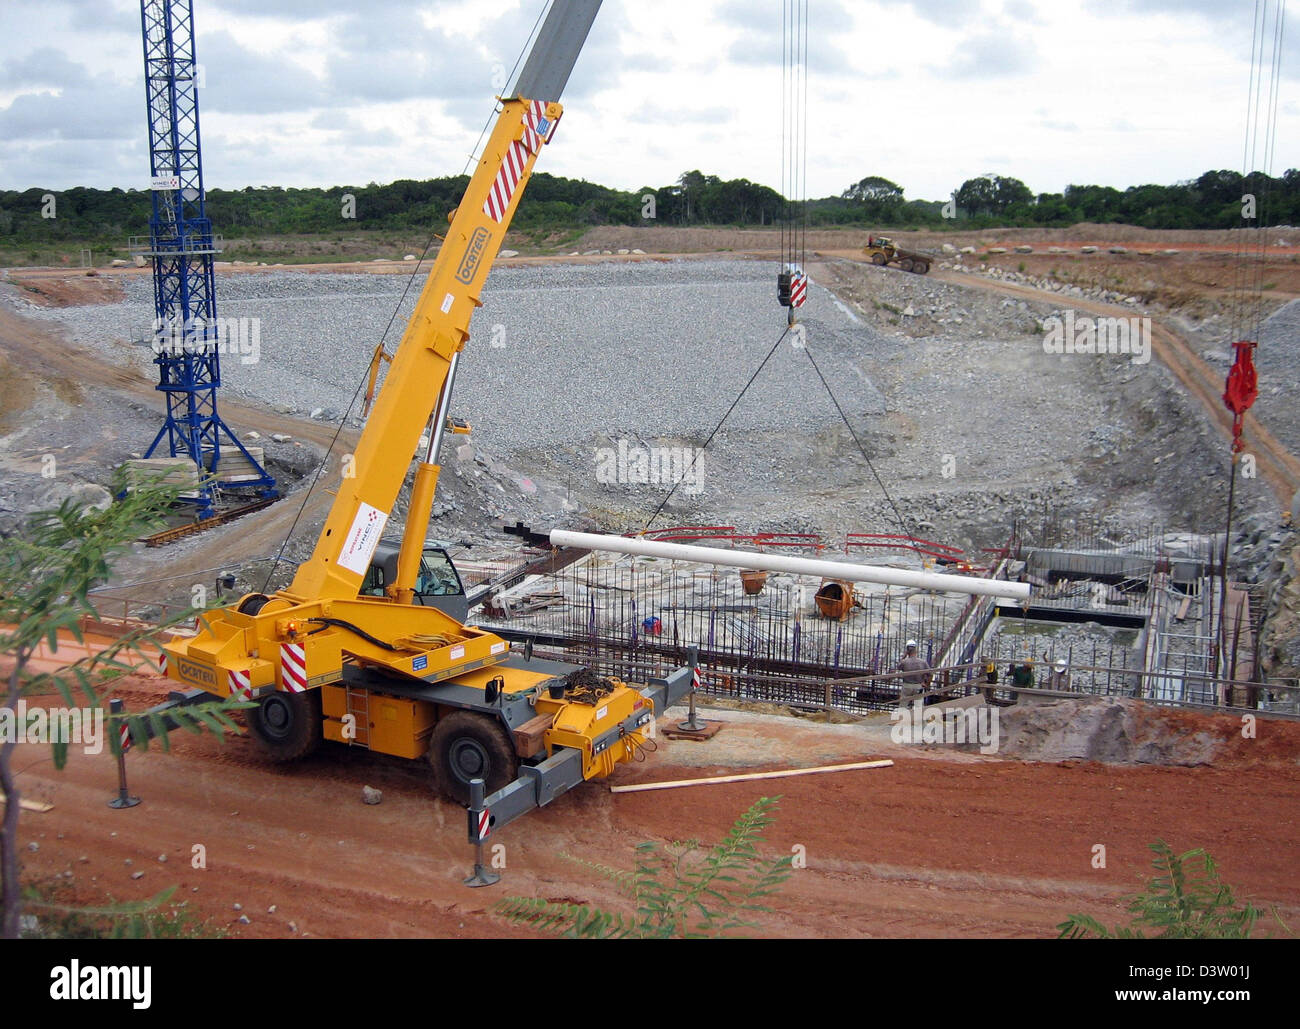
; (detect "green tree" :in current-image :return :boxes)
[11,165,1300,250]
[955,175,994,215]
[1063,183,1124,222]
[1195,169,1244,212]
[674,170,721,223]
[1034,192,1079,226]
[1,483,247,939]
[955,174,1034,217]
[842,175,904,204]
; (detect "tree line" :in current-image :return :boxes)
[1,167,1296,244]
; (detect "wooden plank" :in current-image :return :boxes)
[610,759,894,794]
[0,794,54,813]
[1174,596,1191,622]
[141,496,277,547]
[661,721,723,741]
[1226,586,1255,689]
[512,713,554,758]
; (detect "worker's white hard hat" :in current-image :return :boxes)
[906,639,917,648]
[1054,658,1067,670]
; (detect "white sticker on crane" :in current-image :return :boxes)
[151,174,180,191]
[440,293,454,313]
[337,502,389,575]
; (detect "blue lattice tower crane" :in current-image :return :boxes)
[138,0,276,519]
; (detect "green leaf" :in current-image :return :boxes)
[496,798,792,939]
[1059,839,1271,940]
[26,886,178,918]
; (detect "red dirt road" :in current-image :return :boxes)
[11,674,1300,939]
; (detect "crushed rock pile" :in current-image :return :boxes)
[972,696,1220,765]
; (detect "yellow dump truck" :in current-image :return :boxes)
[863,235,933,274]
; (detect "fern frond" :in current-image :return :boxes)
[559,850,641,894]
[1062,838,1265,940]
[495,897,639,939]
[496,797,793,939]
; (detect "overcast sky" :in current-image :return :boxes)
[0,0,1295,202]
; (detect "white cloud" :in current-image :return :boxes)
[0,0,1296,203]
[935,27,1039,79]
[199,30,327,114]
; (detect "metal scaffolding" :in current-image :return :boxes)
[137,0,276,517]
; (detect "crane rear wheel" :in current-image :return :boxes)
[247,689,322,762]
[898,258,914,272]
[429,710,518,806]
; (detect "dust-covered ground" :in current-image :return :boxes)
[11,668,1300,940]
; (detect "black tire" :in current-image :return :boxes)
[870,252,886,265]
[247,690,322,762]
[913,262,929,274]
[898,258,914,272]
[429,710,518,806]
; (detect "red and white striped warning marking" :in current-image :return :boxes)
[790,271,808,308]
[280,642,307,693]
[228,669,253,701]
[692,665,702,690]
[119,722,132,753]
[519,98,553,153]
[483,100,558,223]
[477,808,492,842]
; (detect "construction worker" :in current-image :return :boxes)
[895,639,932,704]
[1047,657,1071,692]
[1010,658,1035,702]
[981,654,999,704]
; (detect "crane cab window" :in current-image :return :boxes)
[359,546,463,599]
[416,548,464,597]
[360,564,386,597]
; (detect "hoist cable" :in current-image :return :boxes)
[639,327,792,532]
[800,341,920,550]
[258,5,547,593]
[799,0,809,272]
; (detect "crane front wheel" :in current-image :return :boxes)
[429,710,519,806]
[247,690,322,762]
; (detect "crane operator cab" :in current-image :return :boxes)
[361,540,469,622]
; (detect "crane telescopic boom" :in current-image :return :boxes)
[161,1,603,708]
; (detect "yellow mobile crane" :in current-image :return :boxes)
[156,0,689,827]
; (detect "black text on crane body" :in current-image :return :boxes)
[456,226,493,283]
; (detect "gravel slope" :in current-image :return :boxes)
[17,259,886,457]
[1256,297,1300,457]
[8,255,1276,553]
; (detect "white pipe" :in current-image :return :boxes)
[549,530,1031,600]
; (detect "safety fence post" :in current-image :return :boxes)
[464,777,500,888]
[106,698,140,810]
